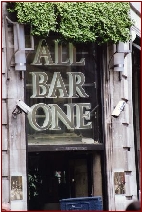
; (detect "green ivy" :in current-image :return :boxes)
[7,2,133,44]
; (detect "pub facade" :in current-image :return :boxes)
[2,2,141,211]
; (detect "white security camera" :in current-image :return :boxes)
[111,100,126,118]
[16,99,32,114]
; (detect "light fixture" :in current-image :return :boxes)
[14,24,26,71]
[6,17,34,71]
[113,51,124,72]
[109,41,132,72]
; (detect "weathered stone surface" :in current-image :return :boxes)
[2,51,6,74]
[2,74,7,99]
[2,179,10,203]
[7,71,24,99]
[2,152,9,176]
[112,147,125,169]
[10,150,26,174]
[2,125,8,150]
[8,99,26,150]
[11,201,27,211]
[104,44,137,210]
[122,78,129,101]
[2,24,6,49]
[2,101,7,124]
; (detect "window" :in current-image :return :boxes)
[25,37,102,145]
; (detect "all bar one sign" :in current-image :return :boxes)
[27,40,92,131]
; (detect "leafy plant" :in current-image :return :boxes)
[28,174,39,199]
[7,2,133,44]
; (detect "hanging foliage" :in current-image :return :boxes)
[7,2,133,44]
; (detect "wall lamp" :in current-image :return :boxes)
[14,24,26,71]
[6,17,34,71]
[109,41,132,72]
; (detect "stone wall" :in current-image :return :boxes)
[104,42,138,210]
[2,2,27,210]
[2,2,10,205]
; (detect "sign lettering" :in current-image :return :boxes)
[27,40,94,132]
[30,72,89,98]
[27,103,92,131]
[31,39,85,66]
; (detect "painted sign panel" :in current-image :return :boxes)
[11,176,23,200]
[26,38,102,144]
[114,172,125,194]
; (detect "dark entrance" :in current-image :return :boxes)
[28,151,93,210]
